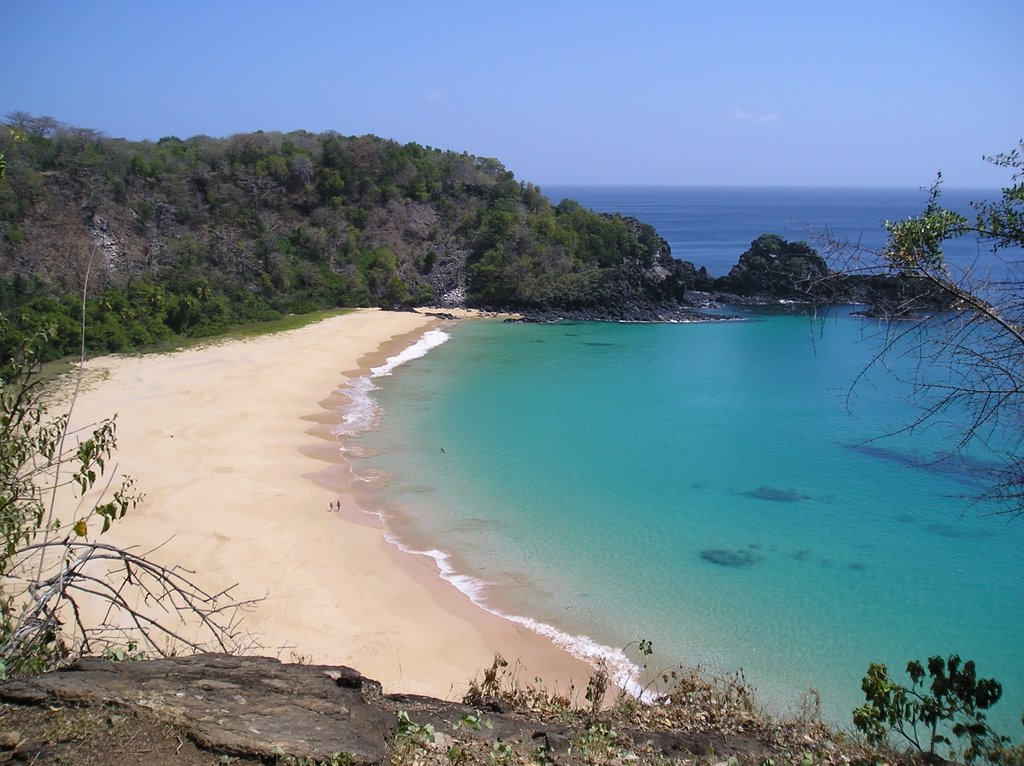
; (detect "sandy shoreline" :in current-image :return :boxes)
[57,308,591,698]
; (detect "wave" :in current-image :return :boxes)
[333,328,451,437]
[372,328,451,377]
[381,530,655,702]
[332,325,651,700]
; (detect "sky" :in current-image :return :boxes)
[5,0,1022,188]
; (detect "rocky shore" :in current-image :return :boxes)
[501,302,730,324]
[472,234,953,324]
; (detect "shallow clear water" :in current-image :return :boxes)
[342,185,1023,733]
[351,309,1023,731]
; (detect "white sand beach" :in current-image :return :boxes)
[56,308,589,698]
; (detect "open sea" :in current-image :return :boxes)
[340,187,1023,733]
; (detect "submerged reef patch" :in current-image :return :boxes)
[846,443,999,486]
[741,486,811,502]
[925,523,993,541]
[700,548,762,567]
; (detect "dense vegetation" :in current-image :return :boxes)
[1,112,943,365]
[0,113,705,362]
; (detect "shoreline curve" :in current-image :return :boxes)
[59,308,591,699]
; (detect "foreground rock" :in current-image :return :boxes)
[0,654,795,765]
[0,654,394,764]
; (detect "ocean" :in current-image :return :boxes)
[339,187,1023,732]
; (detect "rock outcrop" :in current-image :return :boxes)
[1,654,394,764]
[0,654,780,765]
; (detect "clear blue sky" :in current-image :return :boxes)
[6,0,1021,188]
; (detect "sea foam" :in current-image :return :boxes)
[333,328,451,437]
[381,530,653,702]
[333,326,651,699]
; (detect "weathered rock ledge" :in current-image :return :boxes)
[0,654,775,765]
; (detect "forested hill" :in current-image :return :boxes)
[0,115,710,360]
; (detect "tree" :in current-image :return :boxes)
[834,142,1024,518]
[853,655,1015,764]
[0,317,252,677]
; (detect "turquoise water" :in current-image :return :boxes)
[349,308,1023,731]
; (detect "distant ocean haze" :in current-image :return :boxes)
[344,188,1024,732]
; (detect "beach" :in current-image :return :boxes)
[56,308,590,698]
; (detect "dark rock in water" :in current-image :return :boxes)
[700,549,761,567]
[925,523,993,541]
[847,442,998,486]
[742,486,810,502]
[691,234,954,315]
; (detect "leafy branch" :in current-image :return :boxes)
[853,655,1012,764]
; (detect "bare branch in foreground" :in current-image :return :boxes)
[4,539,260,669]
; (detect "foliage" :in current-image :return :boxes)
[421,653,900,766]
[0,319,136,673]
[395,709,436,743]
[271,752,356,766]
[853,655,1015,763]
[717,234,832,298]
[885,143,1023,268]
[884,180,970,273]
[463,654,578,719]
[102,638,145,663]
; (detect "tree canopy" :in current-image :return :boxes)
[0,114,692,362]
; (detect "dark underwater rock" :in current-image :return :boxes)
[741,486,810,502]
[700,549,761,567]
